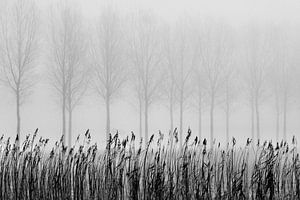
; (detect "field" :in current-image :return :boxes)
[0,129,299,200]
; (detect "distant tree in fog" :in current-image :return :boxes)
[190,23,207,143]
[173,20,195,146]
[199,20,232,147]
[221,59,239,145]
[48,4,88,146]
[269,28,293,142]
[242,25,271,141]
[90,6,126,141]
[0,0,38,143]
[128,12,163,144]
[162,24,178,135]
[191,63,206,142]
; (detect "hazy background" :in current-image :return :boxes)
[0,0,300,147]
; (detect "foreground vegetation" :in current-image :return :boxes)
[0,129,299,200]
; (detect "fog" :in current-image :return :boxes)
[0,0,300,147]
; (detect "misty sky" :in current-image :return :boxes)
[0,0,300,146]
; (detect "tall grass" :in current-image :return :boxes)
[0,128,299,200]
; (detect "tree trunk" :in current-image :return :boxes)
[170,94,174,133]
[144,100,149,144]
[225,84,229,146]
[226,106,229,146]
[275,95,280,142]
[198,90,202,142]
[251,96,254,140]
[210,93,215,147]
[139,97,143,142]
[62,94,66,145]
[255,96,260,141]
[179,92,183,147]
[283,93,287,141]
[68,109,72,147]
[106,96,111,141]
[198,104,202,143]
[67,88,72,147]
[276,109,279,142]
[16,91,21,146]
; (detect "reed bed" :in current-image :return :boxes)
[0,128,299,200]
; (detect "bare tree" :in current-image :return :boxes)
[173,21,195,146]
[242,24,271,141]
[129,70,144,141]
[190,23,207,143]
[48,3,88,146]
[221,62,239,145]
[269,27,293,141]
[90,6,126,140]
[128,12,163,144]
[199,20,232,147]
[0,0,38,143]
[192,69,206,142]
[162,24,178,134]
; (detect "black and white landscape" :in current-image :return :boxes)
[0,0,299,199]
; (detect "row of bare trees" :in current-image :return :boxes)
[0,0,298,146]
